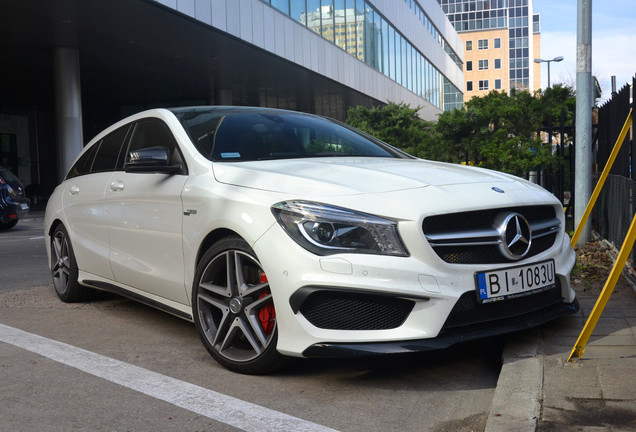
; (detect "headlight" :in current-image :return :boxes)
[271,200,408,256]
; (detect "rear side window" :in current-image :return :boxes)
[66,144,98,180]
[67,124,130,179]
[92,125,130,173]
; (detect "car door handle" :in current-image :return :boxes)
[69,185,80,195]
[110,181,125,192]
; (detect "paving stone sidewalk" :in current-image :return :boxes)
[486,262,636,432]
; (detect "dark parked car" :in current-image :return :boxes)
[0,167,30,230]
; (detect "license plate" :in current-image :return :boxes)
[476,259,556,303]
[20,203,29,210]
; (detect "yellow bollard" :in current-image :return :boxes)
[568,213,636,361]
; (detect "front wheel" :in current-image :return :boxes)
[192,236,287,374]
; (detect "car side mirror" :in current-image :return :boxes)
[124,146,182,174]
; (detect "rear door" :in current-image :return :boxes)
[62,124,130,280]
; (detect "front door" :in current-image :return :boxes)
[106,118,189,304]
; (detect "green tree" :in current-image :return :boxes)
[346,102,431,155]
[435,89,572,176]
[537,84,576,129]
[346,86,576,178]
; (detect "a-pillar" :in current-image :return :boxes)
[53,47,83,182]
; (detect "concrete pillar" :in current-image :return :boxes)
[217,89,233,105]
[53,47,83,182]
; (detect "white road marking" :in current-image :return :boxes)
[0,235,44,243]
[0,323,337,432]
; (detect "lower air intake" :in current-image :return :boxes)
[299,291,414,330]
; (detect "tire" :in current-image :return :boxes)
[0,220,18,230]
[192,236,287,374]
[51,224,91,302]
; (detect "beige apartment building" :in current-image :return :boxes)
[438,0,542,99]
[462,28,509,97]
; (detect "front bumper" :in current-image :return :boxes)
[254,220,577,358]
[302,297,579,358]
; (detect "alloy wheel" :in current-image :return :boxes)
[52,229,72,295]
[196,248,276,364]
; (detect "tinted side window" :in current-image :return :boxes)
[92,125,130,173]
[125,119,187,174]
[66,144,98,180]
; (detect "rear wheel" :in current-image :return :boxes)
[51,224,90,302]
[193,236,287,374]
[0,220,18,230]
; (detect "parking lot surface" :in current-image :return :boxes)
[0,216,503,432]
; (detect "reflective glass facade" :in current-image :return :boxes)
[438,0,537,92]
[507,0,530,90]
[401,0,463,70]
[261,0,463,111]
[442,0,508,31]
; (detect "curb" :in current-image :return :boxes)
[485,333,542,432]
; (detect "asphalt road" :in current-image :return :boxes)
[0,215,505,432]
[0,215,51,291]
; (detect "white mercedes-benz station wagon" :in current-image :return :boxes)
[45,106,578,374]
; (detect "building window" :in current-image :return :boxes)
[494,38,501,49]
[466,40,473,51]
[478,39,488,50]
[466,81,473,91]
[533,14,541,34]
[478,60,488,70]
[494,58,501,69]
[495,79,502,90]
[271,0,289,15]
[479,80,489,91]
[466,61,473,71]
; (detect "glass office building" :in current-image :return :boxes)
[261,0,464,111]
[0,0,463,195]
[437,0,541,95]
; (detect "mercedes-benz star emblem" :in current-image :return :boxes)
[497,213,532,260]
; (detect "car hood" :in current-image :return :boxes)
[211,157,533,196]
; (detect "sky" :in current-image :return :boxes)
[533,0,636,103]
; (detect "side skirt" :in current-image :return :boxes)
[83,279,193,322]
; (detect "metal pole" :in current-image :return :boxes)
[574,0,593,246]
[547,62,551,88]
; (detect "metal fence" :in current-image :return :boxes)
[594,175,636,248]
[592,75,635,261]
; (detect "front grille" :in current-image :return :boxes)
[433,234,557,264]
[424,206,556,233]
[423,205,559,264]
[441,280,563,330]
[299,291,414,330]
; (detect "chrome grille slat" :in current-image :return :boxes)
[422,206,560,264]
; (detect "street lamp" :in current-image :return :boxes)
[534,56,564,88]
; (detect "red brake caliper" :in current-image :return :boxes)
[258,272,275,335]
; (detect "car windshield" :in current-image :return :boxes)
[171,108,408,162]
